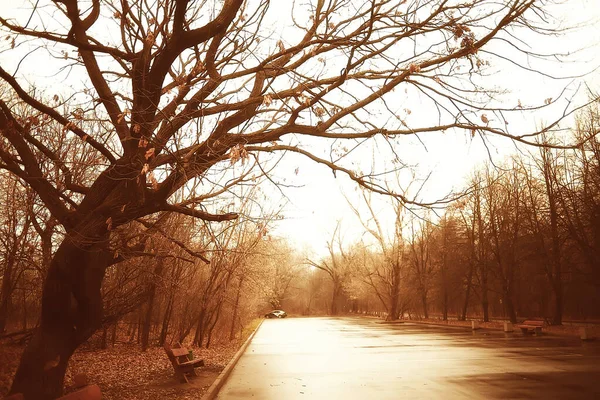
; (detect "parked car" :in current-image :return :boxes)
[265,310,287,319]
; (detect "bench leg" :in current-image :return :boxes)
[177,371,189,383]
[534,327,542,335]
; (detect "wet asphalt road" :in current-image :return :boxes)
[216,317,600,399]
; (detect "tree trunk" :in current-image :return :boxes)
[387,296,399,321]
[21,287,28,330]
[140,295,154,351]
[503,283,517,323]
[206,303,222,349]
[194,308,207,346]
[100,326,108,349]
[229,275,244,341]
[136,311,142,344]
[461,262,474,321]
[442,291,448,321]
[0,258,13,333]
[441,265,448,321]
[481,267,489,322]
[128,315,137,342]
[159,293,174,346]
[330,283,340,316]
[421,291,429,319]
[141,261,164,351]
[110,322,117,347]
[9,235,108,400]
[387,263,401,321]
[552,283,563,326]
[504,296,517,324]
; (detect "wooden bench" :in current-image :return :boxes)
[517,320,544,335]
[164,343,204,383]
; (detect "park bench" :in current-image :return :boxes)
[517,319,544,335]
[164,343,204,383]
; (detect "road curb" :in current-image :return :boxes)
[404,320,578,338]
[201,319,264,400]
[407,320,489,331]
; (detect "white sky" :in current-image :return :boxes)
[269,0,600,257]
[1,0,600,259]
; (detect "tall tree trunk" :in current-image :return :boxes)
[229,275,244,341]
[9,236,108,400]
[330,283,340,316]
[0,256,14,333]
[552,282,563,325]
[442,290,448,321]
[100,326,108,349]
[159,293,174,346]
[541,147,564,325]
[141,261,164,351]
[21,287,28,330]
[441,265,448,321]
[461,262,474,321]
[194,308,207,346]
[504,291,517,324]
[421,290,429,319]
[481,266,489,322]
[136,311,142,344]
[140,295,155,351]
[206,303,222,349]
[387,263,401,321]
[110,322,117,347]
[475,185,489,322]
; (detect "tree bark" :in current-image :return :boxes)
[387,262,401,321]
[503,290,517,323]
[110,322,117,347]
[0,254,15,333]
[9,235,108,400]
[229,275,244,341]
[460,262,474,321]
[159,292,174,346]
[141,261,164,351]
[330,282,340,316]
[421,291,429,319]
[481,267,489,322]
[205,303,222,349]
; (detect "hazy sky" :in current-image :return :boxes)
[269,0,600,257]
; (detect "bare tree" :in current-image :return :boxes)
[308,224,356,315]
[0,174,35,333]
[409,218,435,318]
[349,190,406,320]
[0,0,592,397]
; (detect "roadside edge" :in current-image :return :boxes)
[200,319,264,400]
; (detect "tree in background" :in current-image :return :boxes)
[349,189,407,320]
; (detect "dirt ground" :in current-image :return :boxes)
[0,339,242,399]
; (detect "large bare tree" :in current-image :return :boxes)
[0,0,592,397]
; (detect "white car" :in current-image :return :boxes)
[265,310,287,318]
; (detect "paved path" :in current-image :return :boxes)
[216,317,600,399]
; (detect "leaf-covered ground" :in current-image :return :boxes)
[0,339,242,399]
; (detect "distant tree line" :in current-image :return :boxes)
[289,106,600,324]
